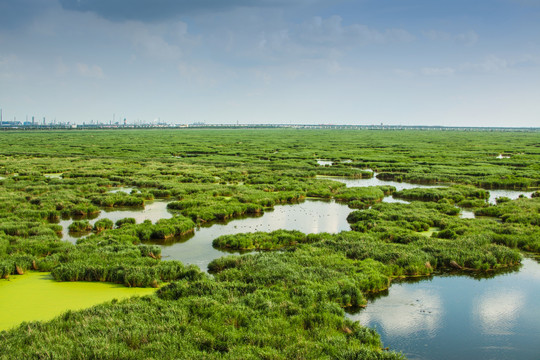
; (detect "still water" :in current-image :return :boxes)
[157,199,352,270]
[318,173,444,191]
[316,159,334,166]
[349,258,540,360]
[486,189,535,205]
[325,175,535,206]
[57,200,172,243]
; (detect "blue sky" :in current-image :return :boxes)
[0,0,539,126]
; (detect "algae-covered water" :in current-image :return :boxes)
[0,272,155,331]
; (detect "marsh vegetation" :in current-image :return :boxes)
[0,129,539,359]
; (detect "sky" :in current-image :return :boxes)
[0,0,539,127]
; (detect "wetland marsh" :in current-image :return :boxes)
[0,129,539,359]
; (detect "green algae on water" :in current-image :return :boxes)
[0,272,155,331]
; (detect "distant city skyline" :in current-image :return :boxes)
[1,0,539,127]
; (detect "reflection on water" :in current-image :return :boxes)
[322,173,444,191]
[356,285,443,338]
[325,174,535,207]
[44,173,63,179]
[158,199,353,271]
[108,187,135,194]
[317,159,333,166]
[474,290,524,336]
[382,196,410,204]
[460,209,476,219]
[348,259,540,360]
[487,189,534,205]
[57,200,172,243]
[57,199,353,264]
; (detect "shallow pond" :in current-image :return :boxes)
[320,173,444,191]
[0,272,155,331]
[348,258,540,360]
[382,196,411,204]
[156,199,352,271]
[487,189,534,205]
[57,200,172,243]
[108,187,135,194]
[317,159,334,166]
[43,173,63,179]
[324,175,535,209]
[460,209,476,219]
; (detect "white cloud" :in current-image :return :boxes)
[237,14,415,77]
[125,21,200,61]
[129,25,182,60]
[423,30,479,46]
[177,62,203,80]
[55,58,70,76]
[177,60,235,88]
[421,67,456,76]
[393,69,415,78]
[326,59,341,74]
[461,55,508,73]
[0,54,22,79]
[456,31,479,46]
[0,54,18,67]
[298,15,414,46]
[252,69,273,84]
[418,55,518,77]
[133,32,183,59]
[76,63,104,78]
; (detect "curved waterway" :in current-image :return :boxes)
[155,199,352,270]
[0,272,155,331]
[348,257,540,360]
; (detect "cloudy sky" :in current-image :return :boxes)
[1,0,539,126]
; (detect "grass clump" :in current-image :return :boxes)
[213,230,310,251]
